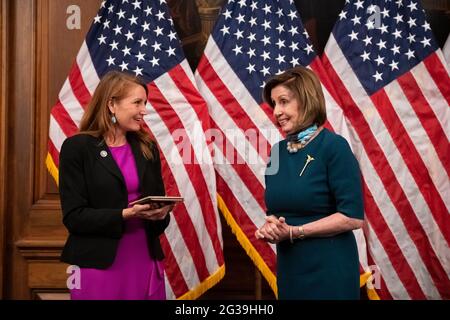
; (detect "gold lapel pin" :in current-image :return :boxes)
[299,154,315,176]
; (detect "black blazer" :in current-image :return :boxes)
[59,133,170,269]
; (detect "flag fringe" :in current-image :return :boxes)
[359,271,381,300]
[217,194,278,298]
[366,286,381,300]
[360,271,371,287]
[177,264,225,300]
[46,153,59,186]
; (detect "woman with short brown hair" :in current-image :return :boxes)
[257,66,364,299]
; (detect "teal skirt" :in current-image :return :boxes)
[276,215,360,300]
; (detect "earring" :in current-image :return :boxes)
[111,114,117,124]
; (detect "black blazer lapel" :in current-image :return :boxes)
[89,137,126,187]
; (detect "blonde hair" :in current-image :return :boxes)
[263,66,327,130]
[79,70,154,160]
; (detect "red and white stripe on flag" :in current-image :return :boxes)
[47,4,225,300]
[322,21,450,300]
[195,36,280,293]
[144,60,225,299]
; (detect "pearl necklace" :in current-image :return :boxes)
[286,125,318,153]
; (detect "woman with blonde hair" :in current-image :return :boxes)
[59,70,172,299]
[256,66,364,299]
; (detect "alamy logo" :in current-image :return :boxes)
[66,5,81,30]
[366,5,382,30]
[366,265,381,290]
[66,265,81,290]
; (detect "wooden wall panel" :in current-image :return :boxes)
[40,0,100,196]
[32,0,101,231]
[7,0,36,299]
[0,0,8,300]
[8,0,102,299]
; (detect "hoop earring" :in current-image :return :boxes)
[111,114,117,124]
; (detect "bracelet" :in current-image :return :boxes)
[289,226,294,244]
[298,225,305,240]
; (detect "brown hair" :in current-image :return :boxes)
[79,70,154,160]
[262,66,327,130]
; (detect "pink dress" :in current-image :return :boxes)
[70,143,166,300]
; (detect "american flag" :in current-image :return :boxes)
[195,0,366,296]
[46,0,224,299]
[322,0,450,299]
